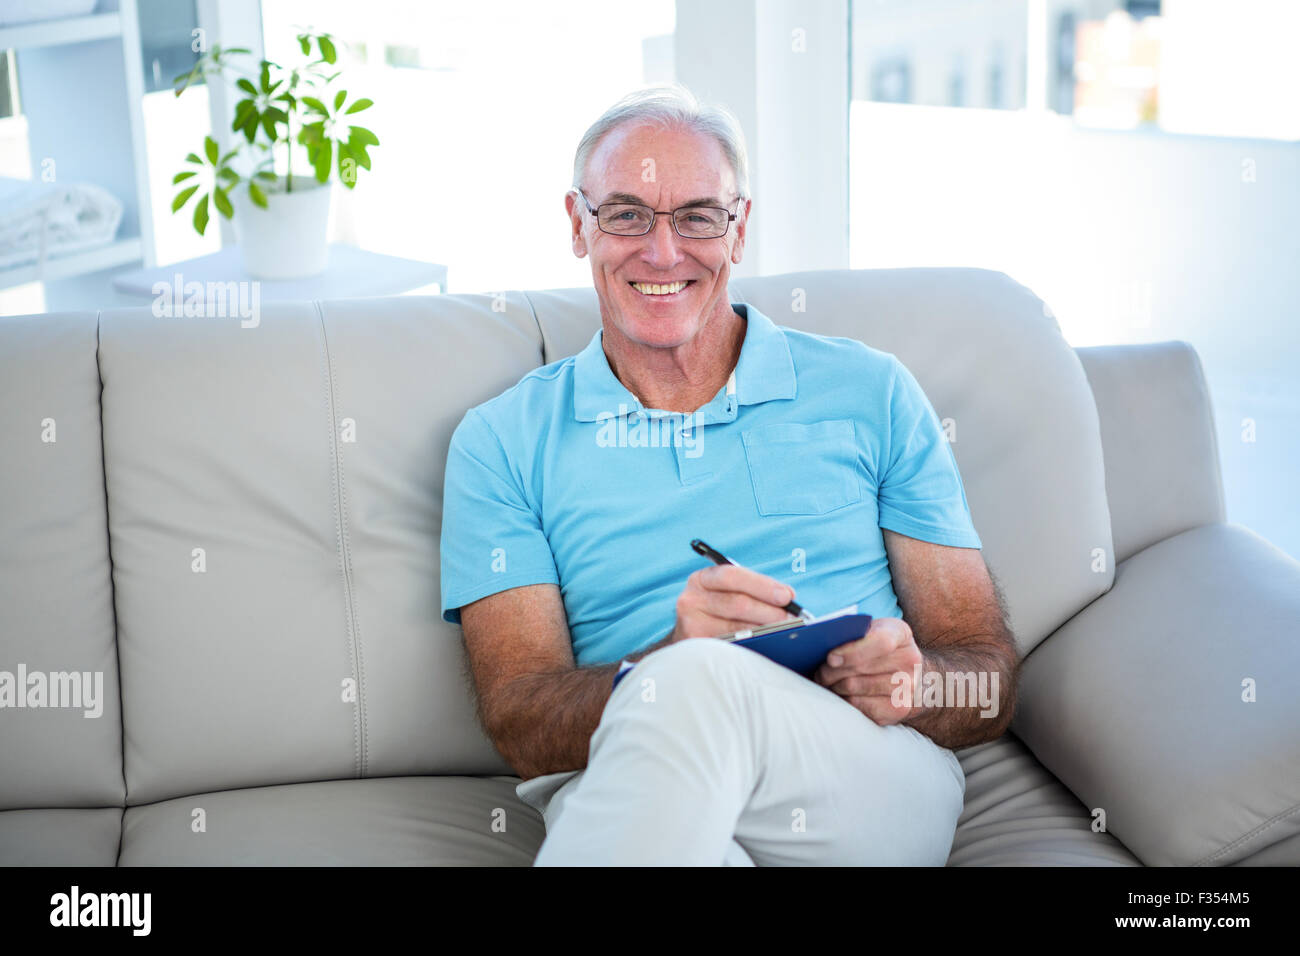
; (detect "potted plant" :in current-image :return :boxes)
[170,33,379,279]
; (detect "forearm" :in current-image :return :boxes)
[903,635,1018,750]
[488,632,674,779]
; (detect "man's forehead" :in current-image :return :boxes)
[586,123,735,201]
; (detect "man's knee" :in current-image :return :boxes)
[592,638,762,771]
[603,638,755,721]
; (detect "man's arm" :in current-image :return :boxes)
[814,530,1018,750]
[883,528,1019,748]
[459,583,671,780]
[460,563,800,779]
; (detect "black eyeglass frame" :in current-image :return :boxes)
[575,187,743,239]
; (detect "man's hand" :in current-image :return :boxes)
[813,617,922,726]
[669,564,799,642]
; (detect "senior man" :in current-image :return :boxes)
[439,84,1018,866]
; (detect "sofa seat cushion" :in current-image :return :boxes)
[118,776,544,866]
[949,733,1140,866]
[0,808,124,866]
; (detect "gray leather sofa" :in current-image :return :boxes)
[2,267,1297,866]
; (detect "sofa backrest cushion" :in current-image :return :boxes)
[98,295,541,803]
[0,312,125,809]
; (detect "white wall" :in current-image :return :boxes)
[850,100,1300,559]
[676,0,849,278]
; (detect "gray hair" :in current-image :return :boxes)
[571,83,750,200]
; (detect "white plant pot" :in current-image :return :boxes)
[232,178,332,280]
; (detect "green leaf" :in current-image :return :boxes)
[185,152,203,165]
[263,107,288,125]
[334,89,346,111]
[203,135,218,165]
[335,140,351,183]
[193,194,210,235]
[298,121,325,146]
[236,78,257,96]
[248,181,269,209]
[261,112,279,141]
[344,97,372,114]
[172,170,198,184]
[218,148,239,166]
[255,170,278,182]
[349,143,371,171]
[348,125,378,147]
[318,36,337,64]
[301,96,328,115]
[224,47,252,55]
[298,34,311,55]
[259,61,271,93]
[171,184,199,211]
[240,115,258,144]
[313,138,333,182]
[217,167,240,183]
[339,141,363,188]
[213,187,233,218]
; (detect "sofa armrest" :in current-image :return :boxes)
[1011,522,1300,866]
[1076,341,1225,565]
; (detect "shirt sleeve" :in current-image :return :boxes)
[439,407,561,624]
[876,356,983,550]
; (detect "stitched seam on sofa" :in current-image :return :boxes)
[315,300,365,777]
[520,290,549,366]
[333,328,368,775]
[1195,800,1300,866]
[96,310,130,864]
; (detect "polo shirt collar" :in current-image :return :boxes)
[572,303,796,423]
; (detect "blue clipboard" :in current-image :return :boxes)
[724,613,873,677]
[613,612,872,689]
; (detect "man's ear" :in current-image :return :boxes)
[730,197,752,263]
[565,191,588,258]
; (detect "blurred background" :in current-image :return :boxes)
[0,0,1295,557]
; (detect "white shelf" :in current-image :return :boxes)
[0,12,123,51]
[0,237,142,290]
[111,244,448,301]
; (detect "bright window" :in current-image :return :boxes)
[849,0,1300,560]
[851,0,1300,139]
[259,0,676,294]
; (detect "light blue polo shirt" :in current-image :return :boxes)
[439,303,982,667]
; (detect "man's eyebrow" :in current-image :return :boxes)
[598,191,728,208]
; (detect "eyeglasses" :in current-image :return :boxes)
[576,188,741,239]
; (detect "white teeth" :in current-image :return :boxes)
[631,281,688,296]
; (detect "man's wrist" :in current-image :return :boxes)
[900,650,939,725]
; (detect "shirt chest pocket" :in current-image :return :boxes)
[741,420,863,516]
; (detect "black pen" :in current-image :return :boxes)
[690,538,815,622]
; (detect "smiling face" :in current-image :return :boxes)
[566,122,750,351]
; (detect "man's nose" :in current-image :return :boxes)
[641,213,685,265]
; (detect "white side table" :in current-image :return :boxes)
[111,243,448,302]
